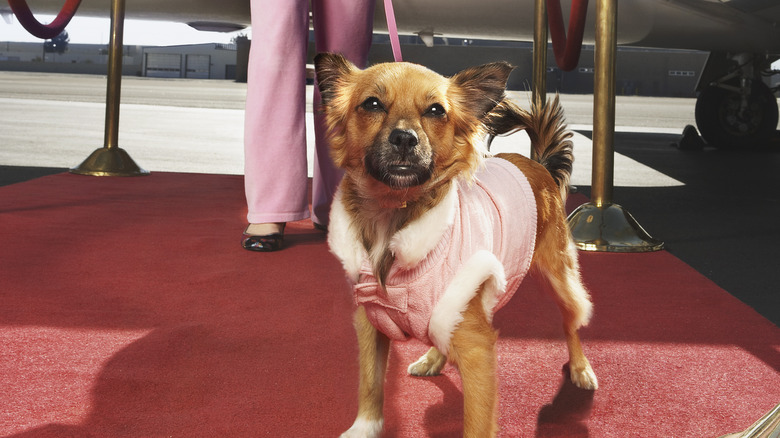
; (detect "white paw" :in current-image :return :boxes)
[407,353,446,377]
[340,418,383,438]
[570,365,598,390]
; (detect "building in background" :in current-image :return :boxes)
[142,43,237,80]
[366,37,707,97]
[0,41,142,75]
[0,41,237,79]
[1,37,708,97]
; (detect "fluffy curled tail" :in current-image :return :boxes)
[485,95,574,201]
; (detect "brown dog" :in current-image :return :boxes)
[315,53,597,437]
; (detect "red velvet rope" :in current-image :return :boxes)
[547,0,589,71]
[7,0,82,40]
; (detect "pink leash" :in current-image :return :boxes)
[384,0,403,62]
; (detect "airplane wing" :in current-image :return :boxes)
[2,0,778,53]
[381,0,780,54]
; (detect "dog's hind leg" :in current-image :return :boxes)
[449,290,500,437]
[341,306,390,438]
[408,347,447,376]
[499,152,597,390]
[532,227,598,391]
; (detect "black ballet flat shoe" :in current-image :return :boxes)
[241,231,284,252]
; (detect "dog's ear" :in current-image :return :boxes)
[315,53,356,106]
[451,62,514,120]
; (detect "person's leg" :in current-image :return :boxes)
[244,0,310,237]
[310,0,375,226]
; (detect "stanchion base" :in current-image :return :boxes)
[718,403,780,438]
[567,202,664,252]
[70,147,149,177]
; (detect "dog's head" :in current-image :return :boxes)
[315,53,513,197]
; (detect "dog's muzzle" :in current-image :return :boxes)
[365,129,433,189]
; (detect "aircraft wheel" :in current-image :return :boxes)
[695,81,778,148]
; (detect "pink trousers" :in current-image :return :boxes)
[244,0,375,226]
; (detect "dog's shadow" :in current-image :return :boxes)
[536,364,595,437]
[423,375,464,438]
[410,363,594,437]
[383,344,465,437]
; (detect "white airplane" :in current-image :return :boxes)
[2,0,779,148]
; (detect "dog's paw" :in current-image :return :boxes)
[407,347,447,377]
[340,418,383,438]
[570,364,599,390]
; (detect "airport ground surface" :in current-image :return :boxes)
[1,71,778,325]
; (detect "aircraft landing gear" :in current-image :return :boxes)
[695,80,778,149]
[695,54,779,149]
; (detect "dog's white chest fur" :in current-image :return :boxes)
[328,158,538,354]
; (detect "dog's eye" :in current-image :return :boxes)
[424,103,446,117]
[360,97,385,112]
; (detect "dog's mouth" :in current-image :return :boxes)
[366,159,432,189]
[388,163,416,175]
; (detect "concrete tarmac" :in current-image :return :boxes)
[0,71,693,180]
[1,71,778,325]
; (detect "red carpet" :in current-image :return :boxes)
[1,172,778,437]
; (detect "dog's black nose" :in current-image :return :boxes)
[388,129,419,154]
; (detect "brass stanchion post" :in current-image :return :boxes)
[532,0,548,105]
[566,0,663,252]
[71,0,148,176]
[531,0,548,161]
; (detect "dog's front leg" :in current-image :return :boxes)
[341,306,390,438]
[449,291,500,437]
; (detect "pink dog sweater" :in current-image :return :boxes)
[328,157,537,354]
